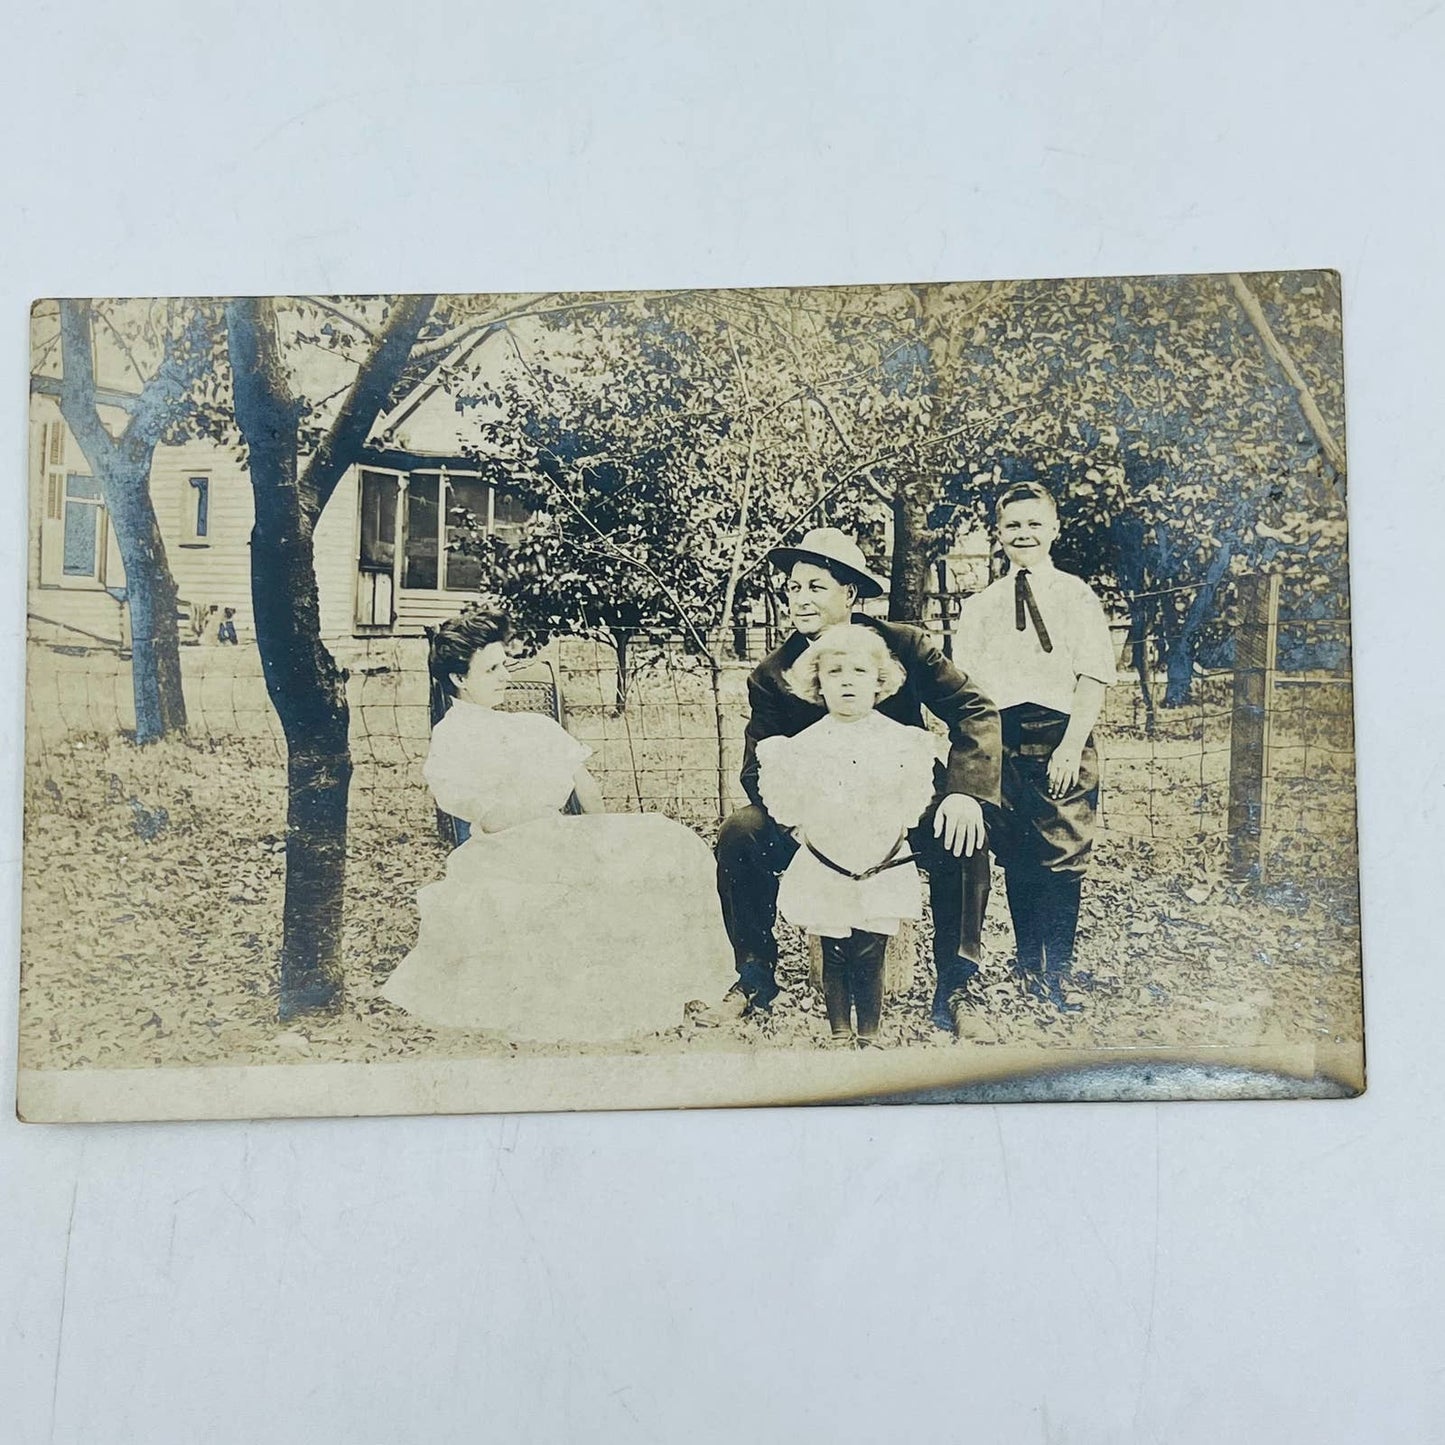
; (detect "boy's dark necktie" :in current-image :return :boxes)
[1014,568,1054,652]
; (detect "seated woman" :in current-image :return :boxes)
[379,612,735,1042]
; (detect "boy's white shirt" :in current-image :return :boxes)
[955,558,1116,714]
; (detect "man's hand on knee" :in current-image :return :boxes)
[934,793,986,858]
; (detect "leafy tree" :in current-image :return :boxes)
[440,288,951,697]
[918,271,1347,706]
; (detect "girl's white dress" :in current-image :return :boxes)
[379,701,735,1041]
[756,711,940,938]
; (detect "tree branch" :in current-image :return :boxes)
[736,416,1000,583]
[120,308,218,456]
[299,297,379,342]
[304,294,436,515]
[56,300,119,471]
[1227,273,1346,476]
[95,306,148,388]
[717,325,758,636]
[30,372,140,413]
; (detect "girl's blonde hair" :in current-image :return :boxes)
[783,623,906,707]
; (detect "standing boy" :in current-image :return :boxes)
[956,483,1116,1012]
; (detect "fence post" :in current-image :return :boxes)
[1227,573,1281,881]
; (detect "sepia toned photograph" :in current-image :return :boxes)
[16,273,1362,1122]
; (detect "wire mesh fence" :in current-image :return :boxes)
[23,604,1356,883]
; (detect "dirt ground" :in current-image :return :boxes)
[18,730,1363,1080]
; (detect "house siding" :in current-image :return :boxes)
[315,474,359,642]
[148,438,256,637]
[26,396,127,645]
[27,399,371,649]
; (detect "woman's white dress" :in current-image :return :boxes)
[757,711,939,938]
[379,701,735,1041]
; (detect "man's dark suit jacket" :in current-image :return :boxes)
[739,616,1003,813]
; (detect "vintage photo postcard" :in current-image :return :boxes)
[16,274,1362,1122]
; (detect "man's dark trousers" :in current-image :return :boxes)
[715,794,991,1006]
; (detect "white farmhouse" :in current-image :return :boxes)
[27,324,532,652]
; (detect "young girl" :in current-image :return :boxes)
[755,624,938,1044]
[379,611,736,1041]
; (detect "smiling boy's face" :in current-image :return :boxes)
[997,497,1060,569]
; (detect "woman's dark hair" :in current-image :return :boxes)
[428,610,515,708]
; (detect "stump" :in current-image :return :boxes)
[806,920,917,1000]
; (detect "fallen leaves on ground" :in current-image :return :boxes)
[18,734,1362,1076]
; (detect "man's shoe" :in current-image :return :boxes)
[930,986,955,1032]
[745,984,779,1016]
[936,976,990,1040]
[932,966,983,1032]
[687,985,751,1027]
[1011,956,1047,1003]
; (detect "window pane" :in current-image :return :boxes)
[402,474,439,590]
[63,500,98,576]
[492,486,530,544]
[66,472,102,501]
[444,476,491,591]
[189,477,209,538]
[359,471,398,570]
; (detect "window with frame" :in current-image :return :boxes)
[359,470,399,571]
[399,470,530,592]
[443,475,492,591]
[402,474,441,589]
[185,476,210,543]
[62,473,107,582]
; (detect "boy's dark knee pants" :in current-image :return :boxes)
[994,705,1098,976]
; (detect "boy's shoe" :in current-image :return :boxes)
[1009,955,1048,1002]
[1046,973,1085,1014]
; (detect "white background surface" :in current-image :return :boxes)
[2,3,1440,1440]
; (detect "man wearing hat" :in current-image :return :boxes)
[713,527,1002,1032]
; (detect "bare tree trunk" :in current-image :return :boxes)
[105,456,188,740]
[228,298,349,1017]
[226,294,433,1019]
[1128,601,1157,735]
[1109,513,1157,733]
[934,556,954,659]
[888,484,932,622]
[1163,538,1234,708]
[56,299,188,743]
